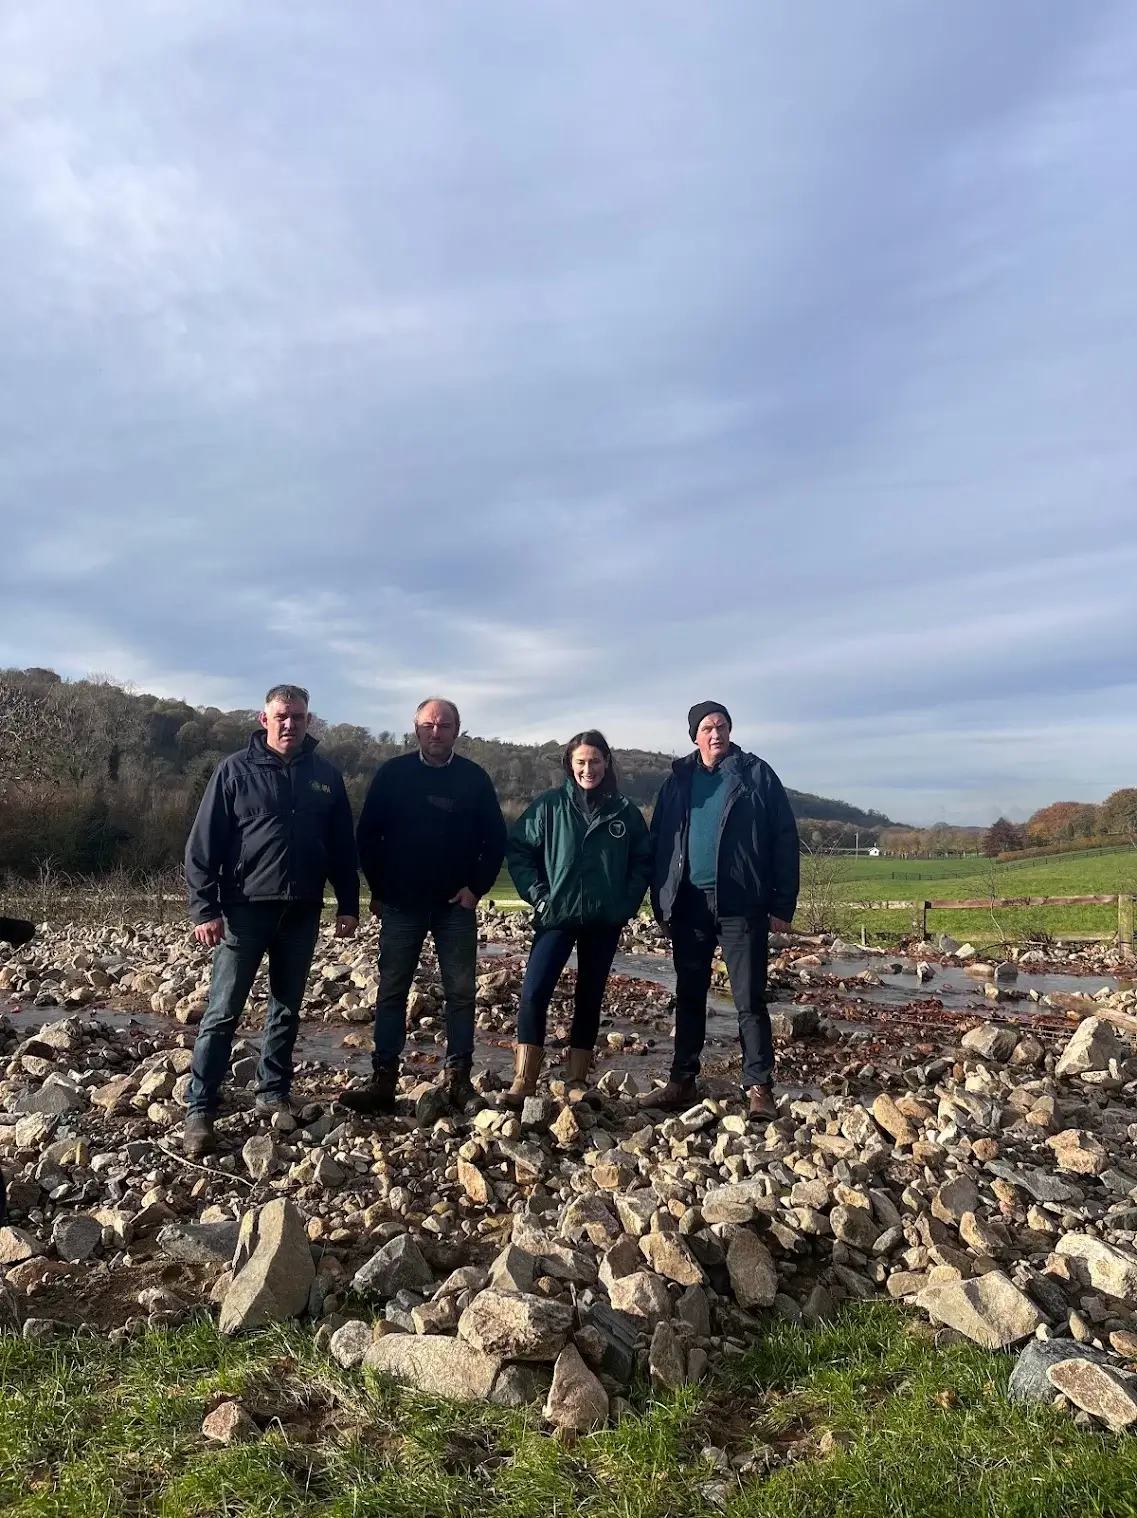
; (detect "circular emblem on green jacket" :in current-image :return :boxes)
[608,819,627,838]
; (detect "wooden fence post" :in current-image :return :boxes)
[1119,895,1134,954]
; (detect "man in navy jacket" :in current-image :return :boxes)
[183,684,359,1155]
[343,697,506,1118]
[646,701,799,1119]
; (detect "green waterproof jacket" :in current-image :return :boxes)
[506,782,653,928]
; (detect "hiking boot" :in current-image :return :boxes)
[183,1113,216,1158]
[339,1063,399,1116]
[563,1047,592,1103]
[747,1083,777,1121]
[443,1061,477,1114]
[254,1095,295,1118]
[498,1044,544,1110]
[637,1077,698,1112]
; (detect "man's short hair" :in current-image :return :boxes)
[264,683,310,708]
[414,697,461,730]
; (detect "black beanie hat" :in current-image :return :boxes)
[688,701,732,742]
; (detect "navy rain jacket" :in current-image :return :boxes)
[185,730,359,924]
[649,746,800,924]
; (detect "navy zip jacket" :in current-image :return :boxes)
[356,751,507,912]
[185,731,359,924]
[649,746,800,924]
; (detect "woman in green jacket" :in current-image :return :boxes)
[502,730,652,1106]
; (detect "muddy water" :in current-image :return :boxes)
[5,950,1115,1090]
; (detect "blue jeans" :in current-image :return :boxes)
[517,922,622,1049]
[186,901,322,1116]
[669,883,772,1089]
[372,903,478,1069]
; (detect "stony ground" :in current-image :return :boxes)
[2,911,1137,1454]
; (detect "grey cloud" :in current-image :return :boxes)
[1,0,1136,823]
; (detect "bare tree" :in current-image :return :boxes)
[0,680,66,797]
[798,837,851,935]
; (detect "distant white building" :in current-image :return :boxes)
[867,847,880,857]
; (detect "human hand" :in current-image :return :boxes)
[449,887,479,910]
[194,918,225,948]
[335,915,359,938]
[770,916,793,934]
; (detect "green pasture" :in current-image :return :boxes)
[1,1305,1134,1518]
[487,849,1137,944]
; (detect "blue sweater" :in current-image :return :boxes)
[686,762,729,890]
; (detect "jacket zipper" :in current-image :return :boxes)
[283,756,296,901]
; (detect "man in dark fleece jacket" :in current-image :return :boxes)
[182,684,359,1156]
[646,701,799,1119]
[343,697,507,1117]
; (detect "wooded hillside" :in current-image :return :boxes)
[0,669,893,875]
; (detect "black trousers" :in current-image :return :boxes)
[517,923,622,1049]
[669,882,773,1088]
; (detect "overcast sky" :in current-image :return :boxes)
[2,2,1135,825]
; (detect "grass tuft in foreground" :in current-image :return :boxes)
[0,1304,1135,1517]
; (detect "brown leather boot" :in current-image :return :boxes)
[638,1076,698,1111]
[498,1044,544,1110]
[563,1047,592,1102]
[183,1113,216,1158]
[747,1083,776,1121]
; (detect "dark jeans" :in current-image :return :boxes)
[669,883,772,1089]
[187,901,322,1116]
[373,902,478,1069]
[517,922,622,1049]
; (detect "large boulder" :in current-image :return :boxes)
[1047,1129,1109,1176]
[961,1025,1020,1062]
[726,1229,778,1309]
[607,1270,672,1325]
[1055,1018,1121,1078]
[1048,1358,1137,1432]
[363,1333,502,1400]
[352,1233,434,1297]
[1056,1234,1137,1303]
[543,1343,609,1432]
[458,1288,574,1361]
[638,1232,706,1286]
[219,1199,314,1335]
[916,1271,1043,1349]
[1008,1338,1109,1403]
[157,1220,241,1265]
[701,1180,773,1226]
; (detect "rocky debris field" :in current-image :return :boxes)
[2,916,1137,1438]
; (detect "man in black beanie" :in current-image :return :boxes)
[644,702,799,1118]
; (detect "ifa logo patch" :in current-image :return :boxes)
[608,819,627,839]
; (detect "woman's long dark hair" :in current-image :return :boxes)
[562,729,618,799]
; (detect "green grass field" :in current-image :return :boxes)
[832,849,1137,944]
[489,849,1137,944]
[2,1305,1134,1517]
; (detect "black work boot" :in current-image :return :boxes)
[183,1113,216,1158]
[443,1060,477,1114]
[339,1062,399,1116]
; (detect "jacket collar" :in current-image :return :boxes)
[562,776,622,819]
[246,729,318,764]
[672,743,742,778]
